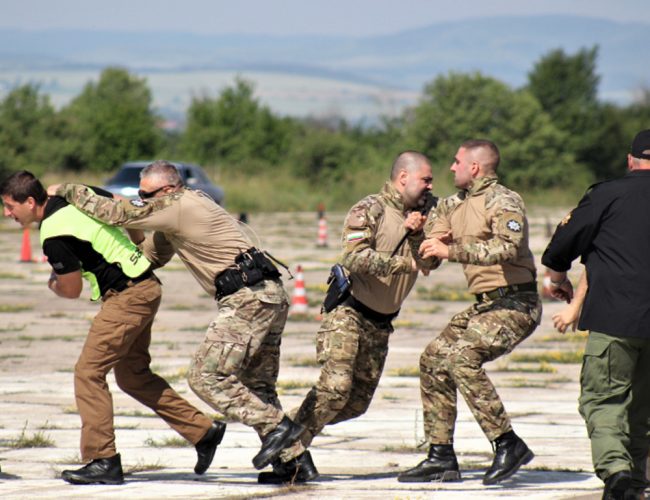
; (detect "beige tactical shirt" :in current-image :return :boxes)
[341,181,428,315]
[58,185,252,297]
[426,176,536,294]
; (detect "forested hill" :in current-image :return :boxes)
[0,15,647,102]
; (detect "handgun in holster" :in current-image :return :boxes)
[322,263,352,313]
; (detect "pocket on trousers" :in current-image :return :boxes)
[200,339,250,376]
[580,337,610,394]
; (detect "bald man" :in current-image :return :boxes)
[259,150,437,484]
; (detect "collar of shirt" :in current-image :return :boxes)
[463,175,498,197]
[380,181,408,213]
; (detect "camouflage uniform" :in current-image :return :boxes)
[282,182,431,460]
[422,176,541,444]
[58,184,291,438]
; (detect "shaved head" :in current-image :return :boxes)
[460,140,500,174]
[390,151,432,180]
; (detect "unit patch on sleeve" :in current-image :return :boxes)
[506,219,522,232]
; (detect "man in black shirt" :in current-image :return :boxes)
[1,171,224,485]
[542,130,650,500]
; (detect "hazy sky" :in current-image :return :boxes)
[1,0,648,36]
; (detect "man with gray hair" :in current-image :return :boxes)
[260,151,437,484]
[51,160,303,473]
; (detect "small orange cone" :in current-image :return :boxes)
[19,227,33,263]
[290,265,309,315]
[316,216,328,247]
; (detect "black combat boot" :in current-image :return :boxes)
[397,444,461,483]
[194,420,227,474]
[258,451,320,484]
[252,416,304,470]
[602,470,633,500]
[483,430,534,485]
[61,454,124,485]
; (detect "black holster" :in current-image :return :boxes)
[214,248,280,300]
[322,263,352,313]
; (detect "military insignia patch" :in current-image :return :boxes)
[130,199,146,207]
[506,220,522,232]
[559,212,572,226]
[346,231,365,242]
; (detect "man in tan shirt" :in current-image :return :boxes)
[259,151,436,484]
[52,161,303,473]
[398,140,541,486]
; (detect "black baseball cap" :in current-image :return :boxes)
[631,129,650,160]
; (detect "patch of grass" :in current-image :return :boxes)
[62,406,78,414]
[0,324,26,332]
[416,285,473,302]
[413,305,443,314]
[114,423,140,430]
[494,361,557,373]
[124,459,166,474]
[305,283,328,294]
[0,304,33,313]
[36,421,62,430]
[381,444,420,453]
[287,313,320,322]
[286,356,320,368]
[381,392,399,401]
[510,350,584,364]
[168,304,193,311]
[307,296,324,308]
[44,311,69,318]
[17,334,80,342]
[3,424,55,448]
[162,367,188,384]
[393,319,423,329]
[388,366,420,377]
[504,376,573,388]
[144,436,190,448]
[114,409,157,418]
[0,354,27,361]
[277,380,313,392]
[179,325,207,332]
[0,272,26,279]
[540,331,589,343]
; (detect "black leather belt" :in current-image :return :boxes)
[342,295,399,324]
[475,281,538,302]
[112,271,154,294]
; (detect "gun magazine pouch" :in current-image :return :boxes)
[215,248,281,300]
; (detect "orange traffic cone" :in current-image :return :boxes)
[316,216,328,247]
[290,265,309,315]
[19,227,33,263]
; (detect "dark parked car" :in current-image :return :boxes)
[103,161,225,205]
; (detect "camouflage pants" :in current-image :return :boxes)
[281,305,392,461]
[188,279,289,437]
[420,292,541,444]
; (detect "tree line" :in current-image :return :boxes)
[1,46,649,208]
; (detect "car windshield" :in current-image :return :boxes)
[109,166,144,184]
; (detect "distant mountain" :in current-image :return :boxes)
[0,15,647,121]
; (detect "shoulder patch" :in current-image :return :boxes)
[130,199,146,207]
[346,194,384,229]
[559,211,572,226]
[506,219,522,232]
